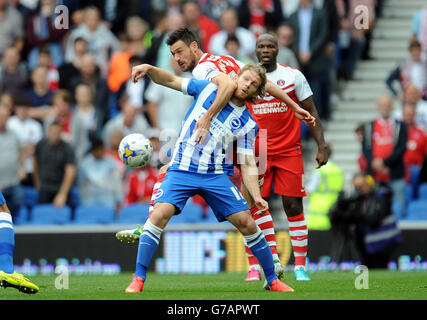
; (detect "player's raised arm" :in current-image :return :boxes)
[194,73,237,144]
[265,80,316,127]
[132,64,183,92]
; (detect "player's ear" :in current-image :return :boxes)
[190,41,198,52]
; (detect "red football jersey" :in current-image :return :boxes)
[247,64,312,157]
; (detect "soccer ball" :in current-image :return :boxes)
[118,133,153,168]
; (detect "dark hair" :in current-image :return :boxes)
[409,40,421,50]
[225,34,240,46]
[129,54,145,65]
[166,28,199,47]
[38,45,51,56]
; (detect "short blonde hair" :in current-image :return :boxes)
[238,63,267,103]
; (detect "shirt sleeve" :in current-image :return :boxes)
[294,68,313,101]
[192,61,223,81]
[182,78,211,97]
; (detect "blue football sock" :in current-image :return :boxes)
[135,220,163,281]
[0,212,15,274]
[244,228,277,286]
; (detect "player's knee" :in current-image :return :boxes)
[237,213,257,235]
[283,197,303,216]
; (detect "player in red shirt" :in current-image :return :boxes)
[402,103,427,182]
[243,34,328,282]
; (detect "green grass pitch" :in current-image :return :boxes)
[1,271,427,300]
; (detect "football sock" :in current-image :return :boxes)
[0,212,14,274]
[245,206,279,270]
[288,212,308,270]
[244,227,277,286]
[135,219,163,281]
[148,172,167,218]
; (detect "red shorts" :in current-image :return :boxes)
[260,155,306,198]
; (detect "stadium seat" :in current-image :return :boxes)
[73,205,116,224]
[30,204,72,225]
[118,203,150,224]
[22,186,39,209]
[392,201,403,219]
[200,209,218,224]
[14,206,29,225]
[409,165,421,199]
[406,200,427,220]
[418,183,427,199]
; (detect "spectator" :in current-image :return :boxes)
[0,0,24,56]
[73,83,102,135]
[276,23,299,68]
[145,12,186,72]
[329,173,402,267]
[65,6,121,77]
[44,89,89,164]
[145,58,193,135]
[209,8,256,58]
[0,107,25,216]
[402,103,427,183]
[288,0,331,120]
[107,34,134,93]
[78,135,124,211]
[140,10,169,67]
[25,0,66,71]
[336,0,375,81]
[362,95,407,216]
[0,46,28,97]
[68,53,110,126]
[37,45,60,91]
[224,34,254,64]
[58,37,88,92]
[0,93,14,113]
[386,41,427,101]
[355,122,368,173]
[411,5,427,54]
[394,84,427,134]
[104,128,127,178]
[115,55,147,115]
[201,0,234,23]
[238,0,283,38]
[181,1,221,53]
[25,65,55,120]
[7,96,43,187]
[126,16,149,57]
[103,104,150,149]
[33,121,77,208]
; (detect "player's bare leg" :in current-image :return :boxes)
[125,202,175,293]
[240,183,284,283]
[282,196,310,281]
[116,163,171,243]
[226,210,293,292]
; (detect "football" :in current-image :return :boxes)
[118,133,153,168]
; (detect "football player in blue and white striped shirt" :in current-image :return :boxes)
[124,63,294,293]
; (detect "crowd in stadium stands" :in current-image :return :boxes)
[0,0,425,225]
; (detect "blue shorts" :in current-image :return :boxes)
[0,191,5,205]
[153,169,249,222]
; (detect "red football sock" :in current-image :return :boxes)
[287,212,308,268]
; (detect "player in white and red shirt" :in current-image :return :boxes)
[243,34,328,282]
[117,29,315,282]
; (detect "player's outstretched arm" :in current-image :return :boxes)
[300,96,328,168]
[132,64,183,91]
[239,154,268,215]
[265,80,316,126]
[194,73,237,144]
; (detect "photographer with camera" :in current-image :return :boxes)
[329,173,402,268]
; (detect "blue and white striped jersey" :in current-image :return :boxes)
[170,78,257,175]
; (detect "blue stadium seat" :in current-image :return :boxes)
[73,205,116,224]
[409,165,421,198]
[14,206,29,225]
[392,200,403,219]
[418,183,427,199]
[22,186,38,208]
[30,204,72,225]
[404,183,413,204]
[200,208,218,224]
[118,203,150,224]
[406,200,427,220]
